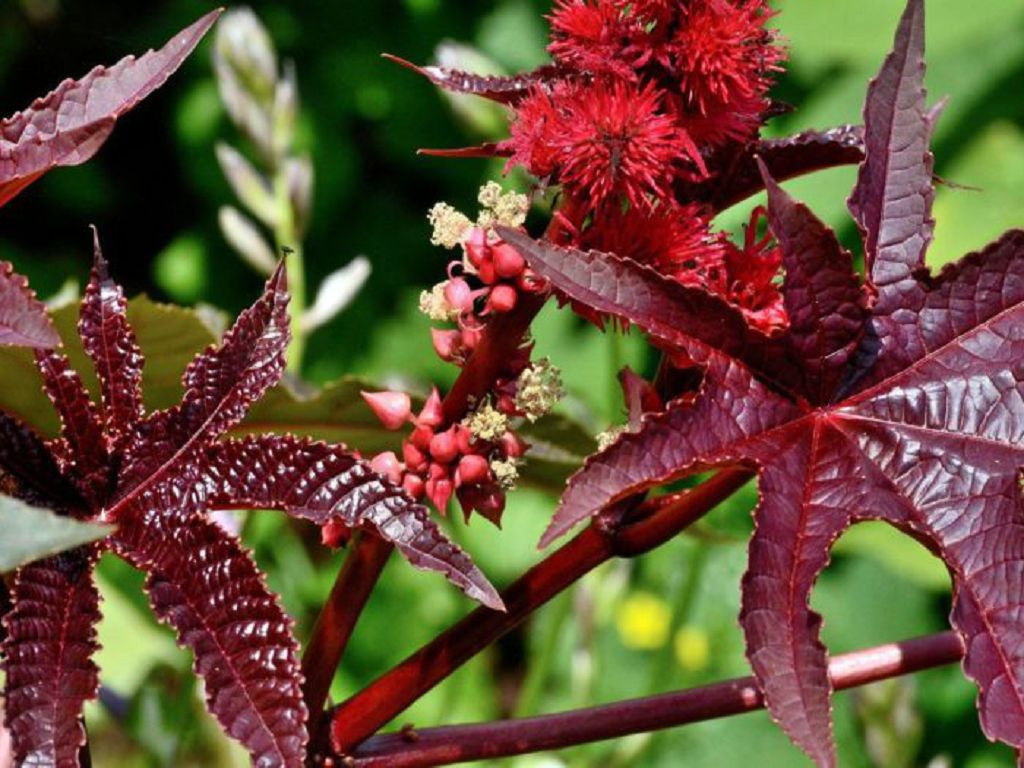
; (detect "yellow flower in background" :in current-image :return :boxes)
[674,626,711,672]
[615,592,671,650]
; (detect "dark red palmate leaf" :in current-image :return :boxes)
[1,546,101,768]
[508,2,1024,762]
[0,10,221,208]
[115,264,290,502]
[79,230,144,443]
[34,351,110,502]
[113,489,307,768]
[757,159,867,404]
[0,262,60,349]
[0,412,82,510]
[200,436,504,610]
[383,54,560,105]
[1,231,502,766]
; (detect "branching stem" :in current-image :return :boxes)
[348,631,964,767]
[329,467,753,753]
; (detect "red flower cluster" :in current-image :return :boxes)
[505,0,787,334]
[361,185,563,523]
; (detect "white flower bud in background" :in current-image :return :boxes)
[215,143,278,226]
[214,7,281,162]
[215,7,278,101]
[287,154,315,236]
[302,257,372,333]
[218,206,277,276]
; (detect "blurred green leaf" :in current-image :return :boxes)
[518,413,595,493]
[931,122,1024,268]
[832,522,950,592]
[0,295,214,436]
[234,376,403,454]
[0,495,111,572]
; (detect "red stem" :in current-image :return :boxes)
[301,532,392,746]
[329,468,753,754]
[302,291,549,743]
[348,631,964,767]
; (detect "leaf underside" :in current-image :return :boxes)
[0,262,60,349]
[0,9,221,207]
[511,0,1024,763]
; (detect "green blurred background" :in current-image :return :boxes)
[1,0,1024,765]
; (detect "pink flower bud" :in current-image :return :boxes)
[409,424,434,450]
[455,454,490,487]
[488,284,518,313]
[361,390,412,430]
[492,242,526,279]
[369,451,403,484]
[418,387,445,428]
[402,473,426,499]
[495,393,518,415]
[461,326,483,350]
[431,328,462,361]
[455,425,474,455]
[518,269,546,293]
[477,258,497,285]
[444,278,474,311]
[426,477,454,513]
[476,487,506,526]
[403,441,428,473]
[429,428,459,464]
[498,431,527,458]
[464,228,489,267]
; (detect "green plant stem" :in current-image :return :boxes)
[347,631,964,767]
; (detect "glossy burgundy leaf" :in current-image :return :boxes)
[498,228,793,385]
[674,124,865,211]
[0,10,221,207]
[1,546,101,768]
[759,161,867,404]
[116,264,290,501]
[0,262,60,349]
[384,54,560,105]
[848,0,932,317]
[34,351,109,501]
[200,436,503,611]
[113,490,307,768]
[78,230,143,442]
[517,0,1024,760]
[0,412,82,510]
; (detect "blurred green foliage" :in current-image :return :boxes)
[1,0,1023,765]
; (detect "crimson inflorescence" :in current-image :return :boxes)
[361,184,562,524]
[502,0,788,334]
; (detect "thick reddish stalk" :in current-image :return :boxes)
[329,468,753,753]
[441,293,546,423]
[302,532,393,744]
[348,631,964,767]
[304,286,548,741]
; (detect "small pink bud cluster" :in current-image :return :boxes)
[429,227,546,366]
[360,185,564,525]
[361,388,528,525]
